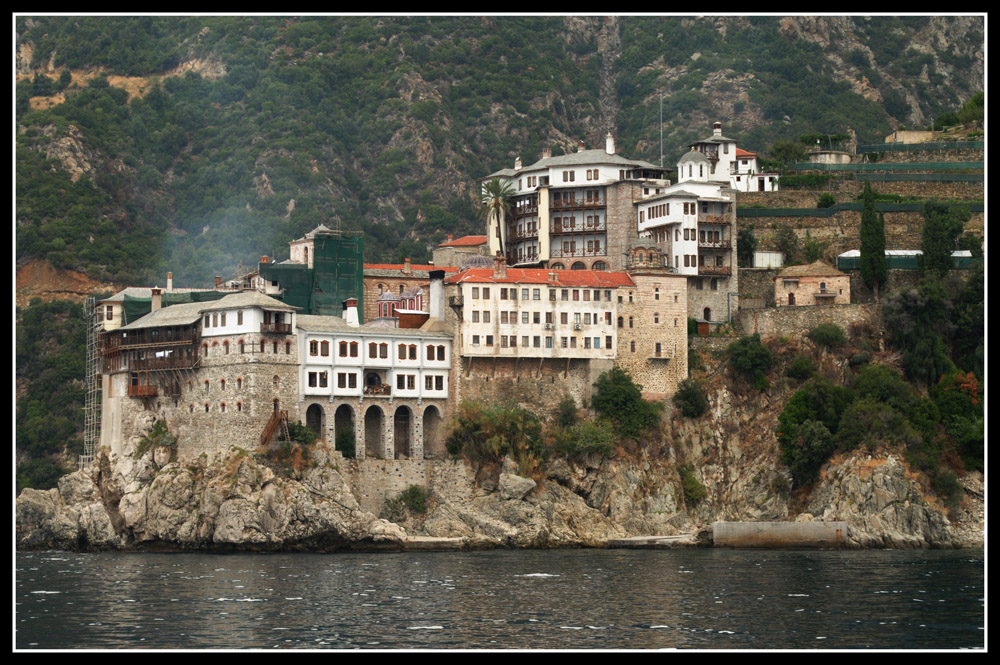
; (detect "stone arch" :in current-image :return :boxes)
[393,405,412,459]
[306,403,325,441]
[422,405,443,458]
[788,292,795,306]
[550,263,565,270]
[703,307,712,321]
[571,261,587,270]
[592,260,607,271]
[334,404,355,456]
[364,405,385,459]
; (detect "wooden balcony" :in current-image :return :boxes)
[698,265,732,276]
[128,384,158,397]
[363,384,391,397]
[698,214,732,225]
[261,322,292,334]
[551,219,607,234]
[550,247,607,259]
[550,199,606,211]
[698,239,732,249]
[103,328,199,353]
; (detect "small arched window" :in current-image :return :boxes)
[223,341,230,354]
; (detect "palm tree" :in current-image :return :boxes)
[481,177,514,260]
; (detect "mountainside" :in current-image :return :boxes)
[16,16,984,287]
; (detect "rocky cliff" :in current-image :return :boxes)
[16,428,982,552]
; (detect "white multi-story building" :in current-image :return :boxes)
[483,133,669,271]
[685,122,779,192]
[444,257,633,360]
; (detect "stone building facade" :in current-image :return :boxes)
[774,261,851,307]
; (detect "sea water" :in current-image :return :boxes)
[15,548,984,650]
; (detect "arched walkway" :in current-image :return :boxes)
[306,403,325,441]
[334,404,355,457]
[393,406,412,459]
[364,405,384,459]
[422,405,443,458]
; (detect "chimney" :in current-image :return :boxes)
[403,257,412,275]
[167,272,173,292]
[261,255,270,264]
[542,147,552,159]
[605,132,615,155]
[577,140,586,153]
[493,251,507,280]
[713,122,722,137]
[447,234,453,242]
[215,276,221,288]
[548,272,558,282]
[514,156,522,171]
[343,297,360,327]
[150,287,162,312]
[429,270,445,319]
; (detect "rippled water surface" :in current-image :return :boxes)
[16,548,983,649]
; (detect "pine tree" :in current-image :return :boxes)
[859,181,887,302]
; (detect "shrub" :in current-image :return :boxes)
[673,378,709,417]
[592,367,662,438]
[555,395,578,429]
[398,484,429,513]
[785,354,817,382]
[552,420,616,458]
[444,400,545,465]
[679,464,708,506]
[335,428,356,458]
[807,323,847,349]
[781,419,836,486]
[727,333,773,382]
[817,193,836,208]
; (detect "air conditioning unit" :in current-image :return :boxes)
[544,323,552,330]
[573,323,582,330]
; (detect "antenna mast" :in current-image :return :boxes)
[659,91,663,168]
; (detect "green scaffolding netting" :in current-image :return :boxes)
[121,291,230,325]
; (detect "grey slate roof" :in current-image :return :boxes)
[118,292,297,330]
[678,150,710,164]
[485,149,660,179]
[297,314,451,338]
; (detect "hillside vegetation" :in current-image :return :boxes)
[16,16,984,285]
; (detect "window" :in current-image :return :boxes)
[309,372,318,388]
[483,288,490,299]
[500,288,508,300]
[409,345,417,360]
[437,346,445,361]
[338,373,347,389]
[501,311,508,324]
[426,376,434,391]
[286,342,291,355]
[533,288,540,300]
[350,342,358,357]
[237,402,242,412]
[631,341,636,353]
[561,337,568,348]
[629,316,634,328]
[546,312,553,325]
[618,317,623,328]
[584,338,591,349]
[435,376,443,391]
[106,305,113,321]
[273,341,278,354]
[380,343,388,359]
[339,341,348,357]
[399,344,407,360]
[533,312,540,324]
[560,312,568,325]
[237,311,243,326]
[220,313,227,327]
[485,336,493,346]
[655,288,660,300]
[483,311,490,323]
[571,337,577,348]
[561,289,568,301]
[533,336,540,348]
[369,342,378,358]
[220,379,226,391]
[583,290,590,302]
[239,340,245,354]
[223,341,230,355]
[472,335,480,346]
[237,378,242,390]
[472,287,479,299]
[606,336,612,350]
[546,337,553,348]
[427,345,436,361]
[522,311,529,324]
[310,341,319,356]
[349,374,357,389]
[397,375,406,390]
[319,372,328,388]
[212,313,218,327]
[472,311,480,323]
[320,341,329,356]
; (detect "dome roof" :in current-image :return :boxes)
[678,150,709,164]
[461,254,494,270]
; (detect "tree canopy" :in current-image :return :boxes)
[859,181,887,301]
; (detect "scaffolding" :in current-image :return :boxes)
[81,296,101,469]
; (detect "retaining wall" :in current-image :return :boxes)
[713,521,849,548]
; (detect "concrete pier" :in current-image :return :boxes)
[713,521,848,548]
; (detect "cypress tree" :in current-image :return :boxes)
[859,181,887,302]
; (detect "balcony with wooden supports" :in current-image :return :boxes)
[698,265,732,276]
[550,218,607,234]
[550,198,606,212]
[698,214,732,225]
[260,322,292,334]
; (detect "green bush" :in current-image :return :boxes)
[398,484,429,513]
[781,419,836,486]
[727,333,773,382]
[592,367,662,438]
[679,464,708,506]
[335,428,356,458]
[807,323,847,349]
[673,378,709,417]
[817,193,836,208]
[445,400,545,465]
[785,354,817,382]
[555,395,578,429]
[552,420,616,458]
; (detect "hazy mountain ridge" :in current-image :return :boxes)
[15,16,984,286]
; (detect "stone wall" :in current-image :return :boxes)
[738,268,781,307]
[615,273,688,400]
[604,180,644,272]
[737,303,880,340]
[457,356,612,417]
[739,178,983,208]
[713,521,849,548]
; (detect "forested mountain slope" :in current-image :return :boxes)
[16,16,984,286]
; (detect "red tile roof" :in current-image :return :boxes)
[438,235,488,247]
[445,267,635,287]
[364,264,459,273]
[735,148,757,158]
